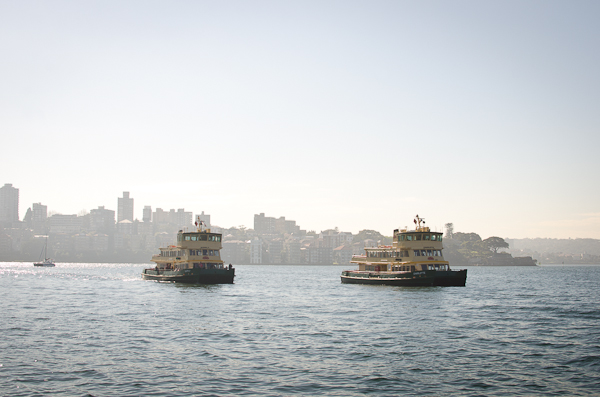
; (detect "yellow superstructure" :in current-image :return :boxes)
[151,227,225,271]
[351,215,450,272]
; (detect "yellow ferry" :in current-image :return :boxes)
[341,215,466,286]
[142,218,235,284]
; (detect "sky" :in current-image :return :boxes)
[1,0,599,239]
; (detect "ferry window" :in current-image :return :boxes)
[427,250,432,257]
[202,249,207,255]
[209,250,214,256]
[416,234,421,241]
[185,236,190,241]
[424,234,430,240]
[199,235,207,241]
[406,235,412,241]
[215,251,220,257]
[421,250,427,256]
[414,250,420,256]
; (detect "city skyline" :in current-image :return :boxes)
[2,1,599,239]
[3,182,599,240]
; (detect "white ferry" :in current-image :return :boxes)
[341,215,466,286]
[142,218,234,284]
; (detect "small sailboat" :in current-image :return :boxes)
[34,237,55,267]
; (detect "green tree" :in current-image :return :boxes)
[483,236,509,254]
[452,232,482,242]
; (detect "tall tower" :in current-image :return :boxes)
[117,191,134,222]
[0,183,19,224]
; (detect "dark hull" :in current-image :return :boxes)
[142,268,235,284]
[432,269,467,286]
[341,269,466,287]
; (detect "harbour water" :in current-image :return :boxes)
[1,263,599,396]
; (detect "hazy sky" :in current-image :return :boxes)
[2,0,599,239]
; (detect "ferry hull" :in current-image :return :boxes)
[341,269,466,287]
[341,271,434,286]
[142,268,235,284]
[432,269,467,286]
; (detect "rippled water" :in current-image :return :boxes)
[1,263,599,396]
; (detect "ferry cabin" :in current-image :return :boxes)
[152,230,226,270]
[351,226,450,272]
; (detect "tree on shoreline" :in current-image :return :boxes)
[483,236,509,254]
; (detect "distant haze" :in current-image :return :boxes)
[1,1,599,239]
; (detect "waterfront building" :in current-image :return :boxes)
[92,234,109,251]
[284,239,302,264]
[0,183,19,225]
[117,219,134,235]
[117,192,134,222]
[222,240,247,264]
[73,233,92,252]
[89,206,115,233]
[49,214,82,234]
[268,238,284,264]
[333,245,354,265]
[250,237,262,264]
[321,230,354,248]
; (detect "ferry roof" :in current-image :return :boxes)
[395,228,442,234]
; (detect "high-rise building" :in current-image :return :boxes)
[89,206,115,233]
[254,213,276,234]
[0,183,19,224]
[117,192,134,222]
[254,213,301,235]
[173,209,192,229]
[32,203,47,225]
[143,206,152,223]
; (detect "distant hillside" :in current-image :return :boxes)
[506,238,600,256]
